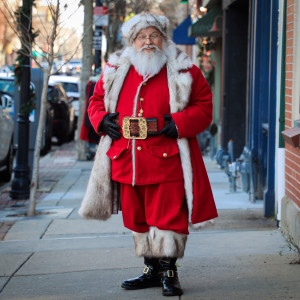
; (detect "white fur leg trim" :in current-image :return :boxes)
[189,219,216,230]
[132,231,152,257]
[132,227,188,258]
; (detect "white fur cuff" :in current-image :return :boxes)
[132,227,188,258]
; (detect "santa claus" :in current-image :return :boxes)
[79,12,218,297]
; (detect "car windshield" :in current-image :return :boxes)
[61,82,78,93]
[0,79,14,95]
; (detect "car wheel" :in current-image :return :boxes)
[40,133,52,155]
[0,140,13,182]
[41,118,53,155]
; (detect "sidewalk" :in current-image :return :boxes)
[0,141,299,300]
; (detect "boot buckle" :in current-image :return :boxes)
[166,270,175,277]
[143,266,150,274]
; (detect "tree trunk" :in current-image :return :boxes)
[76,0,94,160]
[27,71,50,216]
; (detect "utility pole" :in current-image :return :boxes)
[94,0,103,75]
[10,0,32,199]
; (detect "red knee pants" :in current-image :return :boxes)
[120,181,189,235]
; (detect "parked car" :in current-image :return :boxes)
[0,76,15,118]
[0,76,75,154]
[47,82,76,144]
[54,60,66,74]
[39,61,58,74]
[0,94,14,182]
[49,75,80,127]
[65,59,82,76]
[0,76,55,155]
[0,65,14,78]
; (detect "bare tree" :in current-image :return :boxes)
[0,1,21,65]
[126,0,154,14]
[76,0,93,160]
[1,0,84,216]
[105,0,126,58]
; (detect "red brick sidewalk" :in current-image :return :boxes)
[0,141,77,240]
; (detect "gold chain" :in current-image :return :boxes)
[138,97,144,117]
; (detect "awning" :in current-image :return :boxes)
[188,7,223,38]
[172,16,196,45]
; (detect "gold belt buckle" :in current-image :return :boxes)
[166,270,175,277]
[122,117,147,139]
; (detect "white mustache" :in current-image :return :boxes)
[138,45,160,52]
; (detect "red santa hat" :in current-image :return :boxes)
[121,12,169,45]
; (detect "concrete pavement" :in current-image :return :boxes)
[0,141,299,300]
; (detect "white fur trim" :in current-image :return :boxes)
[132,139,136,186]
[165,43,194,223]
[78,135,113,220]
[189,219,216,230]
[132,227,188,258]
[177,139,194,223]
[103,60,131,113]
[164,41,193,71]
[177,72,193,106]
[166,43,193,114]
[121,12,169,45]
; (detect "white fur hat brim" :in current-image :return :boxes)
[121,12,169,45]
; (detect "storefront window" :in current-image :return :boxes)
[197,37,215,88]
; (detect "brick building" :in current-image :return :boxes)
[281,0,300,250]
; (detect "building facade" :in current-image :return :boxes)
[281,0,300,249]
[188,0,299,251]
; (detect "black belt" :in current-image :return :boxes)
[115,116,171,139]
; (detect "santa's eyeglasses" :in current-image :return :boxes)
[136,33,161,43]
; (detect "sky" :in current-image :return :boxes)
[39,0,84,35]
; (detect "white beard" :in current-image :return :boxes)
[129,45,167,77]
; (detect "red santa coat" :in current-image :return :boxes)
[90,65,184,185]
[79,43,218,228]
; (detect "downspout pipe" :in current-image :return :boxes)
[264,0,279,217]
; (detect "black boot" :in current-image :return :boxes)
[159,258,183,296]
[121,257,161,290]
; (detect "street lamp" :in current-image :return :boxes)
[10,1,32,199]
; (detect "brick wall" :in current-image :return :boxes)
[285,0,300,208]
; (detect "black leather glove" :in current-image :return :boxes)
[99,112,121,140]
[159,115,179,139]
